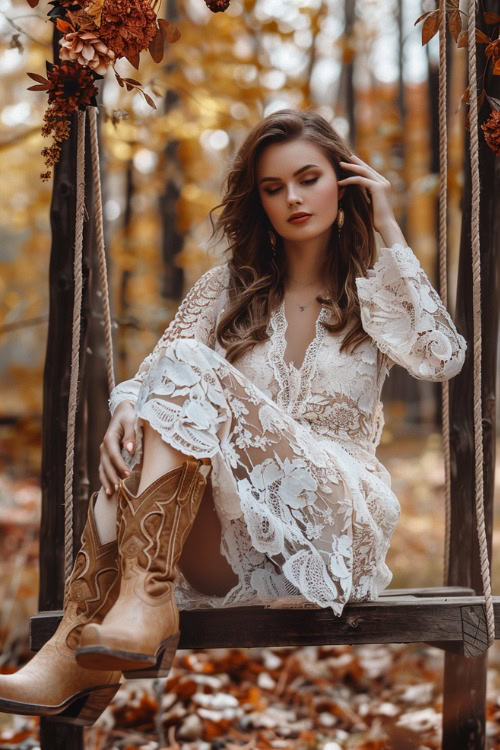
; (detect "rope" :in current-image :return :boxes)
[438,0,451,585]
[89,107,115,393]
[63,109,86,589]
[467,0,495,647]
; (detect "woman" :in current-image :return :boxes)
[0,108,466,725]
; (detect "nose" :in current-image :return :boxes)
[286,184,303,205]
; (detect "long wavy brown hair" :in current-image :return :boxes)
[208,108,377,364]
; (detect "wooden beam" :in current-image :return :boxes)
[30,594,499,654]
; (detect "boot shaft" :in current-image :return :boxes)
[116,459,210,597]
[61,492,120,652]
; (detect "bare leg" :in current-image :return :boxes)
[93,417,238,595]
[93,486,118,544]
[92,417,185,543]
[135,417,193,494]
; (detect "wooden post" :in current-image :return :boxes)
[442,1,500,744]
[37,27,96,749]
[159,0,184,299]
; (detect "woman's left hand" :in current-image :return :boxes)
[338,154,397,236]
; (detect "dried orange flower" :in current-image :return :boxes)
[98,0,158,62]
[481,110,500,156]
[46,61,99,113]
[204,0,230,10]
[59,30,116,75]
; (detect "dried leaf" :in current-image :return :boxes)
[159,18,181,43]
[421,11,439,46]
[476,29,491,44]
[149,26,164,63]
[485,40,498,59]
[143,92,157,109]
[484,11,500,24]
[125,51,140,69]
[85,0,105,28]
[27,72,49,85]
[413,10,435,27]
[55,18,73,33]
[456,28,491,48]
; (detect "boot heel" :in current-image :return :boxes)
[53,683,121,727]
[123,632,180,679]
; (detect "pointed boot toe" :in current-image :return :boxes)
[0,492,123,726]
[77,457,211,679]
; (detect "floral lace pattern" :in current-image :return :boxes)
[109,243,467,614]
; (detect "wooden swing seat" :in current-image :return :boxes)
[30,586,499,660]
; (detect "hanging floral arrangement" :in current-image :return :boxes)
[415,7,500,157]
[25,0,230,180]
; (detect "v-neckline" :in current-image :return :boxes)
[277,297,328,374]
[268,298,329,414]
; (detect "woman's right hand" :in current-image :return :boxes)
[99,400,137,495]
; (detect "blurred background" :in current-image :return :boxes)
[0,0,499,745]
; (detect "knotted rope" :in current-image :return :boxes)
[63,109,86,585]
[466,0,494,647]
[89,106,115,395]
[439,0,494,647]
[63,107,115,592]
[438,0,451,585]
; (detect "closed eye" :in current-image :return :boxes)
[264,176,319,195]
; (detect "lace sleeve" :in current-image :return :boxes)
[355,243,467,382]
[108,262,229,415]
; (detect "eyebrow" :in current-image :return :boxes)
[258,164,320,185]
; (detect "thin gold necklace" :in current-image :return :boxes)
[286,288,327,312]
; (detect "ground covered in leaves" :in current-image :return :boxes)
[0,434,499,749]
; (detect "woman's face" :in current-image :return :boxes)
[256,138,345,244]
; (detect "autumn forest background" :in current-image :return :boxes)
[0,0,499,747]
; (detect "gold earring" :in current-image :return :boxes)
[337,205,344,237]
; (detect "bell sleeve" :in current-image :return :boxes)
[108,262,229,416]
[355,243,467,382]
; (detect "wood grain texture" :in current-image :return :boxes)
[30,593,499,654]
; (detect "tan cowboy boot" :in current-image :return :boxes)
[0,491,123,726]
[76,457,212,679]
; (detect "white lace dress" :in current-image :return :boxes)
[109,243,467,616]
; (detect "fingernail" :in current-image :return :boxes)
[126,442,134,452]
[114,483,118,491]
[106,488,111,496]
[124,471,130,477]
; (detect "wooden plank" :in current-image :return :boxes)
[30,595,500,653]
[379,586,474,597]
